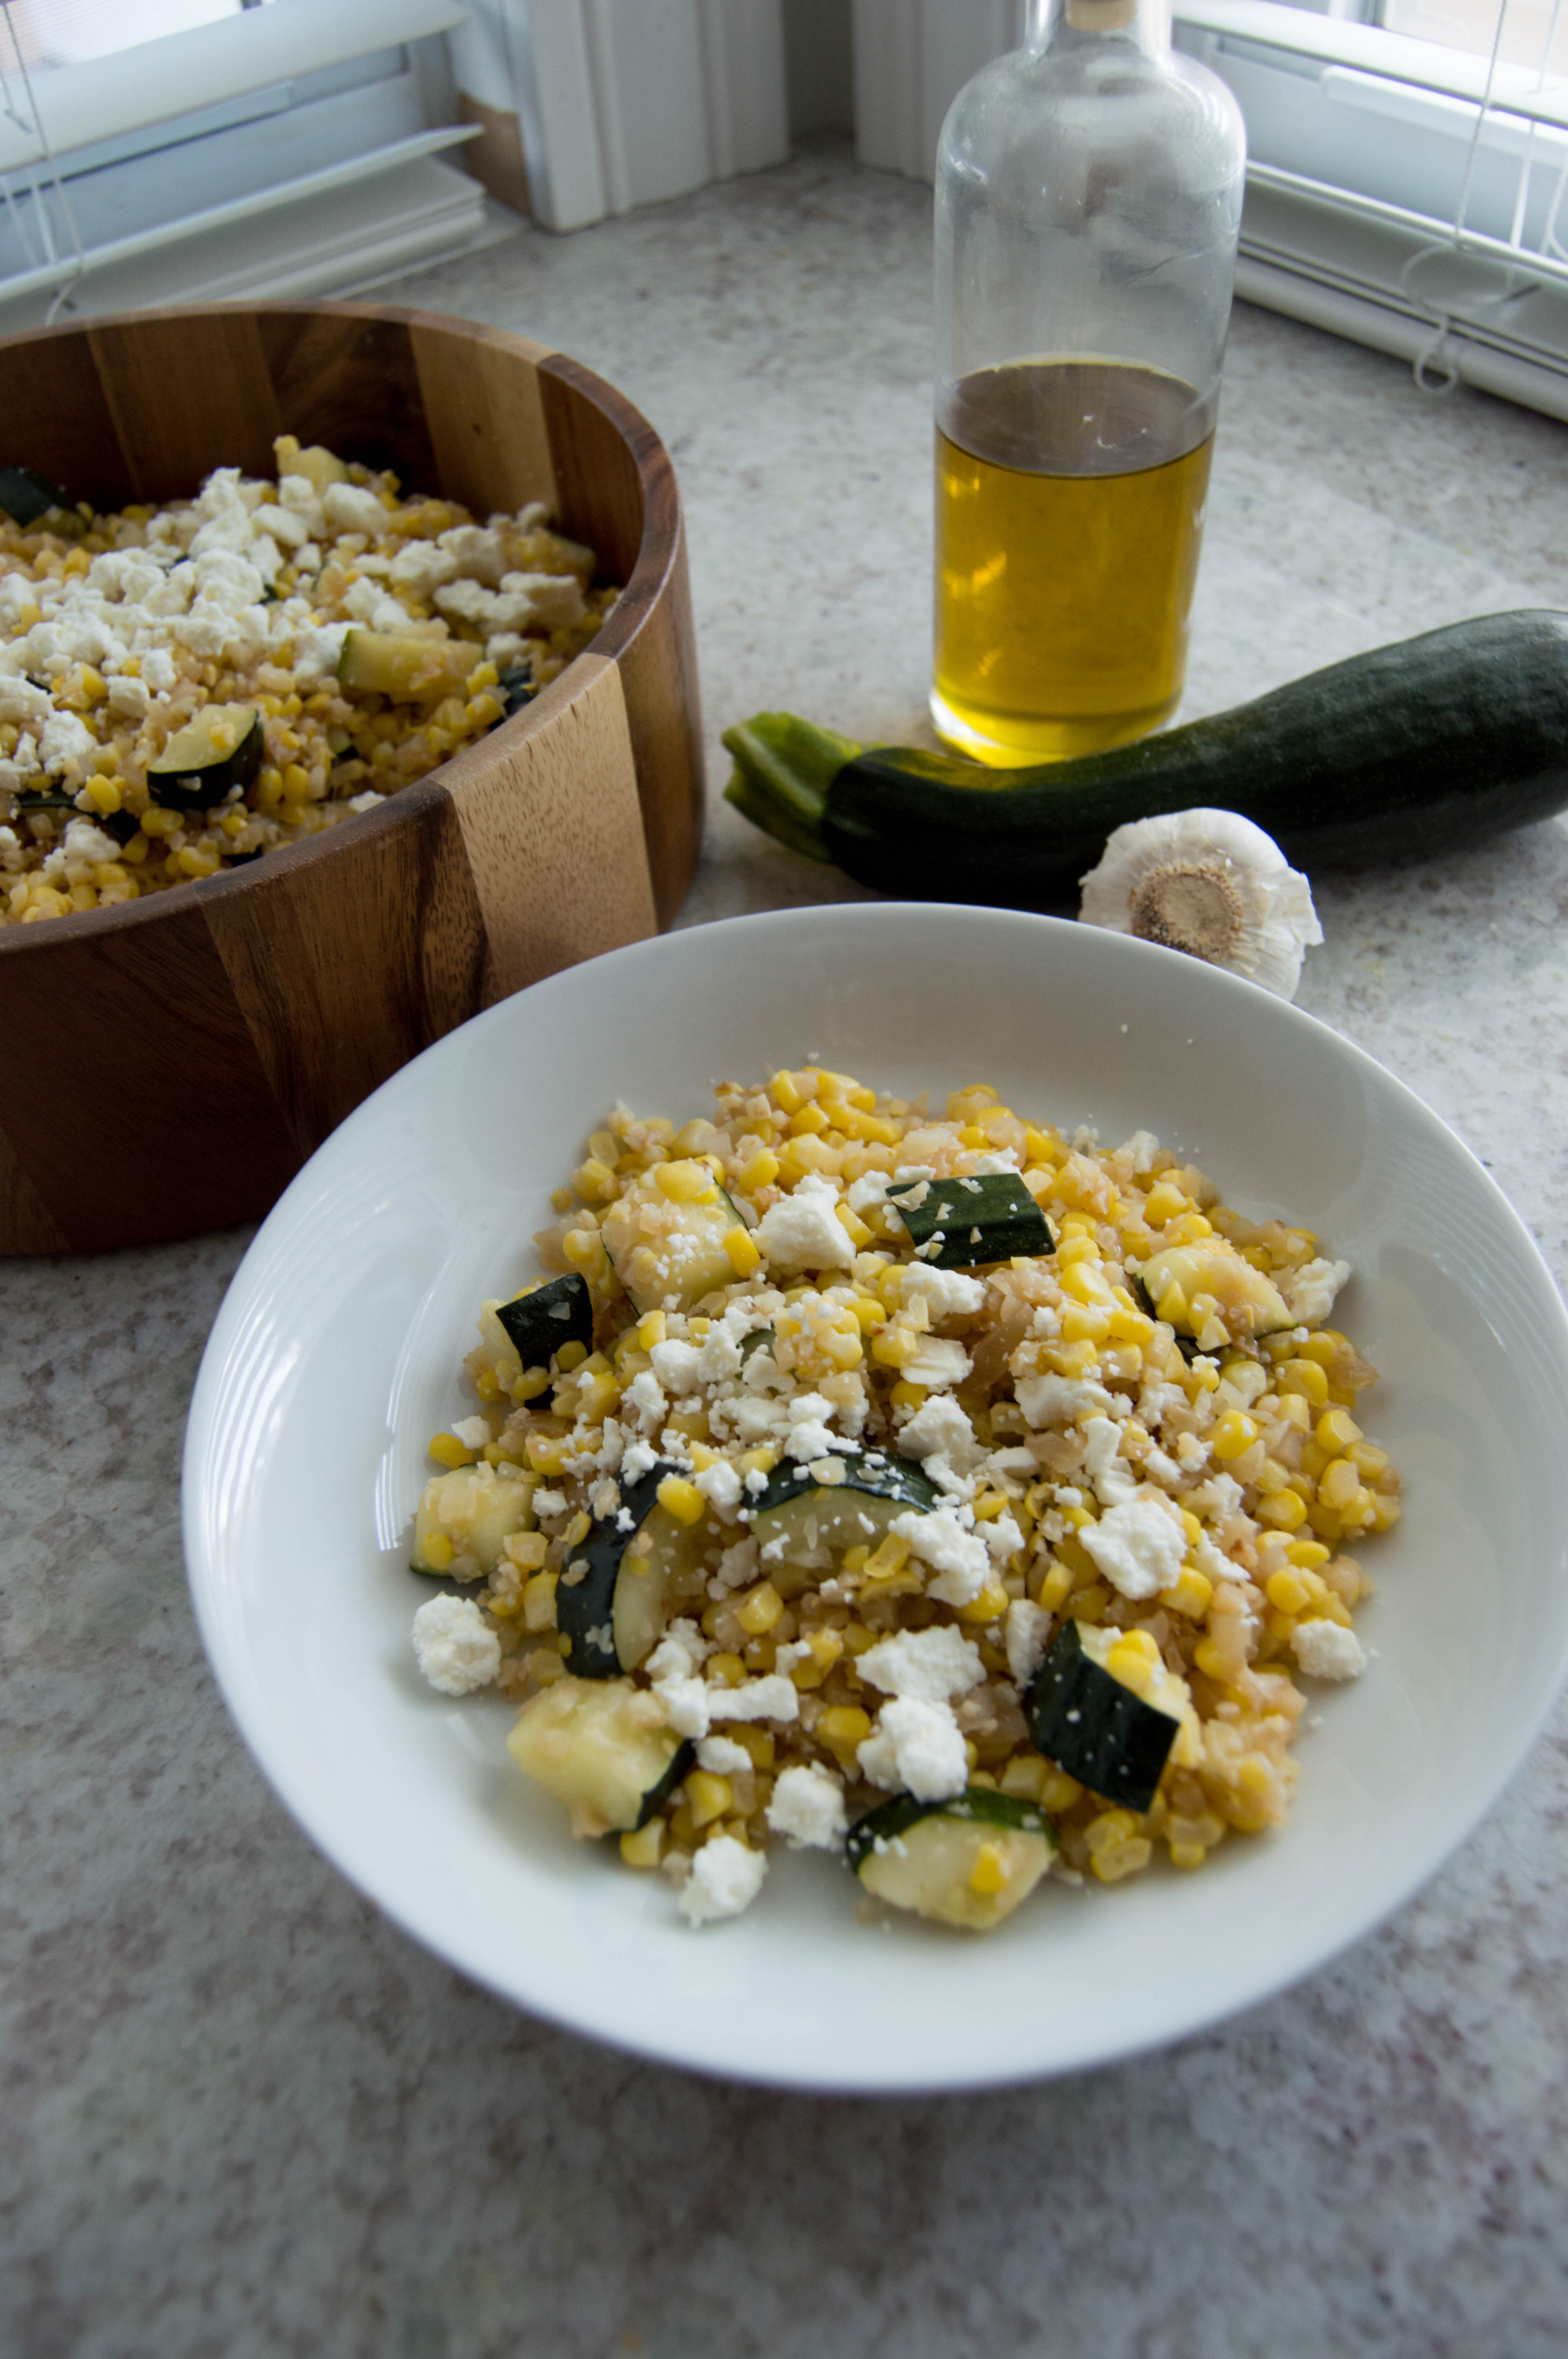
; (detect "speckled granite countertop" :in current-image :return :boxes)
[7,144,1568,2359]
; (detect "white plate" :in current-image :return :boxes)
[184,902,1568,2092]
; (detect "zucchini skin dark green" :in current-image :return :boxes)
[822,611,1568,908]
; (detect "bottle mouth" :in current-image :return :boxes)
[1064,0,1139,25]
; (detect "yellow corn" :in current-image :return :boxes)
[1316,1407,1362,1453]
[706,1652,747,1688]
[862,1533,910,1582]
[637,1310,667,1350]
[1212,1409,1259,1461]
[524,1433,571,1476]
[522,1570,558,1629]
[620,1823,663,1868]
[1169,1841,1207,1870]
[769,1069,805,1114]
[969,1842,1009,1896]
[428,1432,474,1468]
[958,1581,1011,1623]
[818,1705,871,1763]
[1039,1766,1083,1812]
[737,1149,779,1192]
[1144,1180,1190,1225]
[725,1226,762,1278]
[1256,1487,1308,1531]
[1318,1456,1361,1510]
[686,1771,732,1828]
[657,1474,706,1527]
[83,775,122,814]
[421,1533,455,1571]
[1280,1356,1330,1407]
[655,1158,717,1203]
[735,1579,784,1635]
[1265,1569,1310,1614]
[1159,1567,1213,1618]
[999,1754,1049,1801]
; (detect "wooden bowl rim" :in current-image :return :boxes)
[0,298,682,962]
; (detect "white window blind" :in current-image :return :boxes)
[0,0,497,325]
[849,0,1568,422]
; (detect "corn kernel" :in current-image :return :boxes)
[637,1310,667,1351]
[1265,1569,1310,1614]
[1316,1407,1363,1454]
[620,1823,663,1868]
[686,1771,732,1828]
[556,1339,588,1373]
[1169,1841,1207,1870]
[657,1474,706,1527]
[1039,1767,1083,1812]
[1144,1180,1190,1225]
[861,1533,910,1582]
[420,1533,455,1571]
[769,1069,804,1114]
[725,1225,762,1278]
[1281,1356,1330,1407]
[654,1158,716,1203]
[1256,1487,1308,1531]
[83,775,122,814]
[817,1705,871,1762]
[524,1432,570,1476]
[1212,1409,1260,1461]
[706,1652,748,1688]
[1318,1456,1361,1511]
[522,1570,558,1629]
[969,1841,1009,1896]
[738,1149,779,1192]
[958,1581,1011,1623]
[736,1579,784,1636]
[428,1432,474,1468]
[1159,1567,1213,1618]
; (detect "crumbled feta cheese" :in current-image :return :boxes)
[766,1763,848,1850]
[678,1835,768,1925]
[900,1264,986,1319]
[856,1697,968,1801]
[1016,1372,1117,1429]
[1005,1598,1054,1687]
[1284,1258,1352,1325]
[890,1506,992,1607]
[1082,1414,1138,1506]
[532,1487,568,1519]
[61,816,123,866]
[900,1335,971,1391]
[450,1416,491,1448]
[856,1624,984,1702]
[650,1338,702,1395]
[714,1535,760,1590]
[37,709,95,772]
[696,1735,752,1775]
[895,1391,984,1475]
[754,1174,856,1273]
[411,1595,500,1696]
[710,1674,799,1724]
[982,1512,1024,1564]
[846,1170,893,1215]
[621,1438,657,1483]
[626,1369,668,1433]
[695,1458,742,1516]
[322,481,390,537]
[1080,1492,1187,1601]
[1120,1129,1160,1172]
[1292,1619,1367,1679]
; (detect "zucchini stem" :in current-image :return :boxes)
[721,712,863,864]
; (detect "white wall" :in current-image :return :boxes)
[449,0,791,229]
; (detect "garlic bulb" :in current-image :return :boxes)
[1078,808,1323,1000]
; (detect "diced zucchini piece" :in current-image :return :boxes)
[1026,1620,1188,1812]
[337,629,477,703]
[411,1460,532,1576]
[496,661,538,716]
[0,464,71,529]
[848,1788,1056,1930]
[749,1451,938,1565]
[496,1272,593,1372]
[601,1165,752,1314]
[507,1675,692,1835]
[555,1458,710,1676]
[889,1171,1054,1269]
[146,704,263,811]
[1135,1242,1291,1344]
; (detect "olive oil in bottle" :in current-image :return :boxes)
[933,0,1244,765]
[935,361,1213,762]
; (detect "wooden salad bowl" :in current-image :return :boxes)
[0,301,703,1256]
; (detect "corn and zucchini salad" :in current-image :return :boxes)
[404,1069,1400,1931]
[0,439,614,923]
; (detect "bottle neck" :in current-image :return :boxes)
[1025,0,1168,55]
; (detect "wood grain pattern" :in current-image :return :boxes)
[87,314,283,502]
[0,300,704,1256]
[441,654,657,1005]
[539,354,706,925]
[202,783,484,1161]
[412,317,558,525]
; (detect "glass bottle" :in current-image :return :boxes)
[932,0,1245,765]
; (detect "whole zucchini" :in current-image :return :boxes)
[722,611,1568,906]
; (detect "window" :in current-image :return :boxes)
[0,0,493,325]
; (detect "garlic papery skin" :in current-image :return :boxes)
[1078,808,1323,1000]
